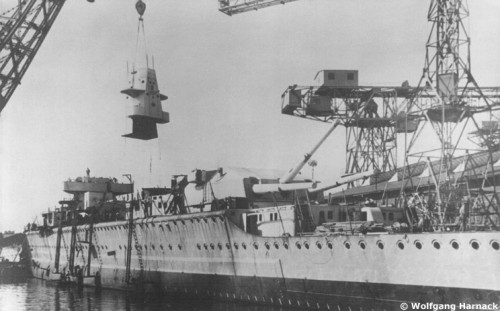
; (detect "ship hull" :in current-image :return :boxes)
[26,211,500,310]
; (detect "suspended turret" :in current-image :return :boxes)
[121,67,170,140]
[121,0,169,140]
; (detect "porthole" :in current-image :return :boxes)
[151,245,155,250]
[450,240,460,250]
[234,242,239,250]
[210,243,215,250]
[144,245,147,250]
[253,243,259,250]
[204,243,208,250]
[274,242,279,250]
[168,244,173,250]
[160,244,164,250]
[283,242,289,249]
[432,240,441,250]
[181,220,185,226]
[377,241,384,250]
[303,242,309,249]
[359,241,366,250]
[265,242,271,250]
[397,241,405,250]
[296,242,302,250]
[178,244,182,250]
[491,240,500,251]
[211,217,218,223]
[470,240,480,250]
[344,242,351,250]
[242,242,247,250]
[316,242,322,249]
[203,218,208,223]
[218,243,223,250]
[414,241,422,249]
[197,243,201,250]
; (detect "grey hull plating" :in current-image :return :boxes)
[27,211,500,310]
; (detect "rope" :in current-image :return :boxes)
[134,17,149,68]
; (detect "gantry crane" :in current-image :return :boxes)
[281,0,500,182]
[278,0,500,227]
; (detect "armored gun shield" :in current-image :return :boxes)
[121,68,169,140]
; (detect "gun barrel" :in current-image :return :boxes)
[309,169,374,193]
[280,120,340,184]
[253,182,317,194]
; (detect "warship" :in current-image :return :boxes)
[24,112,500,310]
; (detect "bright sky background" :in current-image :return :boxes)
[1,0,499,232]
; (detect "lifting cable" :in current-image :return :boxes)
[134,0,149,69]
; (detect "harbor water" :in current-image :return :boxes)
[0,278,281,311]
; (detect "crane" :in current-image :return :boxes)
[278,0,500,226]
[281,0,500,181]
[218,0,298,16]
[0,0,300,115]
[0,0,66,114]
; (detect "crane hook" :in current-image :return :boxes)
[136,0,146,18]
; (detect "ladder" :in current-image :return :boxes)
[61,231,70,265]
[125,201,144,283]
[75,230,86,268]
[68,208,78,274]
[294,190,315,232]
[132,223,144,277]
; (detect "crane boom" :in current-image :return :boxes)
[218,0,298,16]
[0,0,66,114]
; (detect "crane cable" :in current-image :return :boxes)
[134,0,149,69]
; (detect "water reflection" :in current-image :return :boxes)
[0,278,285,311]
